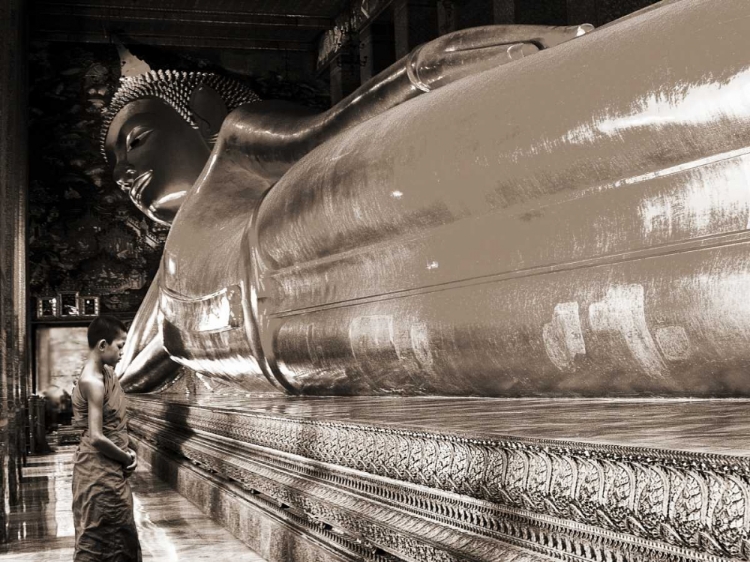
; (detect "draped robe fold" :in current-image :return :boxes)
[71,366,142,562]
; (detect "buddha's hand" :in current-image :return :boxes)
[118,331,180,394]
[125,183,173,226]
[406,24,593,92]
[126,189,152,220]
[128,193,172,226]
[144,204,173,227]
[116,170,173,226]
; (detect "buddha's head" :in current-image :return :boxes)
[101,70,259,225]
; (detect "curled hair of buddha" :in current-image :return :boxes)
[100,70,260,160]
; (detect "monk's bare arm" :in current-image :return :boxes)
[80,375,132,465]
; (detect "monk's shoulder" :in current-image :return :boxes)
[78,367,105,398]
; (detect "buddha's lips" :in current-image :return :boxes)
[130,170,153,203]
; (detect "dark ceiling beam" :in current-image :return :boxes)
[31,2,332,29]
[32,30,315,52]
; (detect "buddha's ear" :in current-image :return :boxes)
[189,84,228,143]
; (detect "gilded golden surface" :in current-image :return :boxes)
[117,0,750,397]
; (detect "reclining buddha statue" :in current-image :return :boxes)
[110,0,750,397]
[102,67,260,225]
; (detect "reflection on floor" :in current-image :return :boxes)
[0,446,268,561]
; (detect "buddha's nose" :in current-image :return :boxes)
[114,164,138,192]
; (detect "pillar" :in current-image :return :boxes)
[330,48,361,105]
[393,0,439,59]
[492,0,516,24]
[514,0,567,25]
[0,0,30,542]
[437,0,459,34]
[456,0,515,29]
[360,16,396,83]
[566,0,597,25]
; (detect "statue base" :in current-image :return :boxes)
[133,437,369,562]
[128,394,750,562]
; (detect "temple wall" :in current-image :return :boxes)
[26,43,329,326]
[28,43,166,319]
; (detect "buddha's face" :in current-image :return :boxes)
[104,98,210,225]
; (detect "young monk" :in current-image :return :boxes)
[72,315,142,561]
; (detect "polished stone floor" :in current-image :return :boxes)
[0,446,268,561]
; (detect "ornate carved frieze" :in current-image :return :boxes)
[129,397,749,561]
[131,416,550,561]
[134,437,397,562]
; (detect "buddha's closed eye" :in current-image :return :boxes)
[127,129,152,152]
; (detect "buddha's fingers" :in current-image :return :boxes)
[119,334,180,393]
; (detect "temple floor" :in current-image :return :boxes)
[0,445,269,562]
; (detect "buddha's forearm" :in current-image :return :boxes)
[318,25,589,138]
[216,62,415,179]
[221,25,590,183]
[217,60,476,182]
